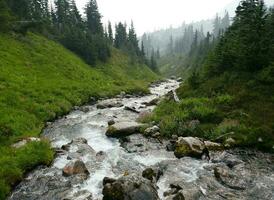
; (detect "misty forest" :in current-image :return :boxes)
[0,0,273,199]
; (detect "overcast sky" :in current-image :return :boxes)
[75,0,236,35]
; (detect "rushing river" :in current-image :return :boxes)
[10,80,274,200]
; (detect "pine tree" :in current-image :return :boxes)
[55,0,70,25]
[108,21,113,44]
[69,0,82,26]
[50,3,57,25]
[150,48,158,72]
[190,30,198,56]
[221,11,230,30]
[85,0,103,35]
[156,48,160,59]
[213,14,221,37]
[168,35,173,55]
[128,21,139,55]
[141,41,145,57]
[114,22,127,49]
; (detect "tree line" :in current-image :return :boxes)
[205,0,274,77]
[0,0,151,69]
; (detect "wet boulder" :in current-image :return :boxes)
[165,90,180,102]
[224,137,237,148]
[124,106,140,113]
[204,141,224,151]
[144,126,160,136]
[108,119,116,126]
[174,137,205,158]
[106,122,145,138]
[164,183,203,200]
[142,98,160,106]
[79,106,90,113]
[102,174,160,200]
[142,168,163,182]
[103,177,117,186]
[212,152,244,168]
[63,160,89,178]
[65,190,93,200]
[166,140,177,151]
[214,165,249,190]
[97,100,124,109]
[72,138,88,144]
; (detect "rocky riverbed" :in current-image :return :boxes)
[9,80,274,200]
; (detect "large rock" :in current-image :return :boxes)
[214,165,249,190]
[204,141,223,151]
[174,137,205,158]
[142,98,160,106]
[124,106,140,113]
[224,137,237,148]
[63,160,89,178]
[102,174,160,200]
[165,90,180,102]
[106,122,145,138]
[142,168,163,182]
[97,100,124,109]
[144,126,160,136]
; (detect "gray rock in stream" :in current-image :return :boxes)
[97,100,124,109]
[102,174,160,200]
[9,168,86,200]
[63,160,89,178]
[106,122,145,138]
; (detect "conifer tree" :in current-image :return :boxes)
[108,21,113,44]
[128,21,139,55]
[69,0,82,26]
[168,35,174,55]
[85,0,103,35]
[114,22,127,48]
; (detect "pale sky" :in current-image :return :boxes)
[75,0,235,35]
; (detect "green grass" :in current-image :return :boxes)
[143,73,274,153]
[0,32,158,198]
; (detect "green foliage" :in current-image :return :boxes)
[257,63,274,83]
[188,71,201,89]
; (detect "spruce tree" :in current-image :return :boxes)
[85,0,103,35]
[69,0,82,26]
[108,21,113,44]
[114,22,127,49]
[128,21,139,55]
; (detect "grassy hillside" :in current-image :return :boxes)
[0,33,158,199]
[143,69,274,154]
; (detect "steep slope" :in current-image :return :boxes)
[0,33,158,198]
